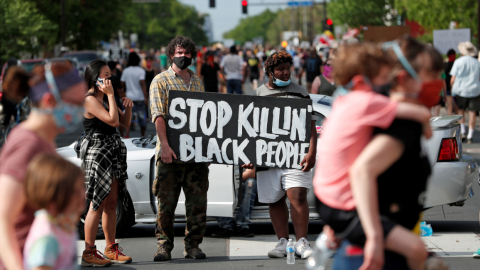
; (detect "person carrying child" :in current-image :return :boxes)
[23,154,87,270]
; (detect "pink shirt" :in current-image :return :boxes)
[313,90,397,211]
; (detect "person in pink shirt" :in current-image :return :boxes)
[313,42,432,270]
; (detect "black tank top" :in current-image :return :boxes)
[318,75,336,96]
[83,97,117,135]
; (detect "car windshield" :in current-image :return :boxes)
[65,53,98,64]
[22,61,44,73]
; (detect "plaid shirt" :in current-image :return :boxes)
[150,66,205,162]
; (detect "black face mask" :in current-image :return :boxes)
[173,56,192,70]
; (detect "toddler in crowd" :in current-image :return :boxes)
[23,154,86,270]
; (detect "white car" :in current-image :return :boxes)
[57,94,477,238]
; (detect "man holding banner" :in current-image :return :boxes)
[149,36,208,261]
[251,51,317,259]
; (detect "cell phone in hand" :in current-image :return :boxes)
[96,77,104,87]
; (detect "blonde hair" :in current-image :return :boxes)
[24,154,84,213]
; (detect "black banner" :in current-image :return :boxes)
[166,91,312,169]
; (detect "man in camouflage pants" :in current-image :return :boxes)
[149,36,209,261]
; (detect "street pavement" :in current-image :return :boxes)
[52,78,480,269]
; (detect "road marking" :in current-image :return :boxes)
[422,233,480,257]
[229,234,296,260]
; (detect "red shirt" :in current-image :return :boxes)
[0,126,56,269]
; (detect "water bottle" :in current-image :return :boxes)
[286,239,295,264]
[306,233,333,270]
[425,224,433,236]
[420,222,433,237]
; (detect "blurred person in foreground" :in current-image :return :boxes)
[221,45,244,94]
[121,52,147,138]
[212,168,257,238]
[23,154,85,270]
[150,35,208,261]
[244,51,318,259]
[0,61,86,270]
[450,41,480,143]
[314,38,442,270]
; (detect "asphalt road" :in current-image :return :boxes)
[53,79,480,269]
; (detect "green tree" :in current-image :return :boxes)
[328,0,396,27]
[223,9,278,44]
[395,0,477,37]
[0,0,57,62]
[122,0,209,49]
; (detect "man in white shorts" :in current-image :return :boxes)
[246,51,317,259]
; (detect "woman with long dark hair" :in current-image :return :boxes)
[81,59,133,266]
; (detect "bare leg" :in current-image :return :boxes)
[286,187,309,239]
[385,225,427,270]
[468,111,476,135]
[102,179,119,246]
[84,198,107,249]
[446,96,453,115]
[125,127,130,138]
[458,109,466,125]
[432,106,441,117]
[269,195,289,239]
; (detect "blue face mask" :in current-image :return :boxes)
[272,74,291,87]
[34,63,84,133]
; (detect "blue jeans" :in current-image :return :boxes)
[227,79,242,95]
[216,178,257,232]
[332,240,408,270]
[132,101,147,128]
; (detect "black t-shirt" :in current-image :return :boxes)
[201,62,221,92]
[375,119,431,230]
[247,56,260,76]
[302,55,323,82]
[444,61,455,91]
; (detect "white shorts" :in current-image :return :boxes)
[257,168,313,203]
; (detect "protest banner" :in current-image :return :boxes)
[166,91,313,169]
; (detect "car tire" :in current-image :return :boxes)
[77,191,135,240]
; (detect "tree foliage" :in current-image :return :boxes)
[122,0,209,49]
[328,0,396,27]
[223,9,278,44]
[395,0,477,35]
[0,0,57,62]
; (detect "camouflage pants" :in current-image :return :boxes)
[153,160,209,250]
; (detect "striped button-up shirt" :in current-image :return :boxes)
[149,66,205,163]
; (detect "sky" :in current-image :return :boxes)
[178,0,294,41]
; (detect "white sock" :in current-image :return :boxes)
[461,123,466,135]
[468,128,474,139]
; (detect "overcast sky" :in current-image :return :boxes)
[178,0,293,41]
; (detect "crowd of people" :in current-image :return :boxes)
[0,32,478,270]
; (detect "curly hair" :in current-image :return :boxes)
[264,51,293,76]
[166,36,198,64]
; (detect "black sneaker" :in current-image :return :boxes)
[211,228,235,238]
[236,228,254,238]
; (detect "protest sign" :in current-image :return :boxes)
[433,28,471,55]
[166,91,312,169]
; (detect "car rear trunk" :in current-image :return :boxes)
[426,115,463,167]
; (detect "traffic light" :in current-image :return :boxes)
[323,18,333,32]
[209,0,215,8]
[242,0,248,14]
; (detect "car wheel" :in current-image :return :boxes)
[77,191,135,240]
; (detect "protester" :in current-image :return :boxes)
[82,59,133,266]
[0,62,86,270]
[221,45,244,94]
[245,49,262,90]
[121,52,147,138]
[23,154,85,270]
[311,50,336,96]
[159,47,168,72]
[107,61,125,137]
[299,48,323,93]
[244,51,317,259]
[150,35,208,261]
[212,168,257,238]
[293,52,302,82]
[444,49,457,115]
[144,55,156,92]
[1,57,20,128]
[201,51,221,92]
[314,39,437,270]
[450,41,480,143]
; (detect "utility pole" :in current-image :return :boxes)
[323,0,327,21]
[61,0,65,46]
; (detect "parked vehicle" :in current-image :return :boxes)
[57,94,477,239]
[20,59,45,73]
[62,51,99,75]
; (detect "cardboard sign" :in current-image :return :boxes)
[433,29,471,55]
[166,91,312,169]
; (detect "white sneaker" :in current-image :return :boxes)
[268,238,288,258]
[295,237,313,259]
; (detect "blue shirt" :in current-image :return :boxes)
[450,56,480,98]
